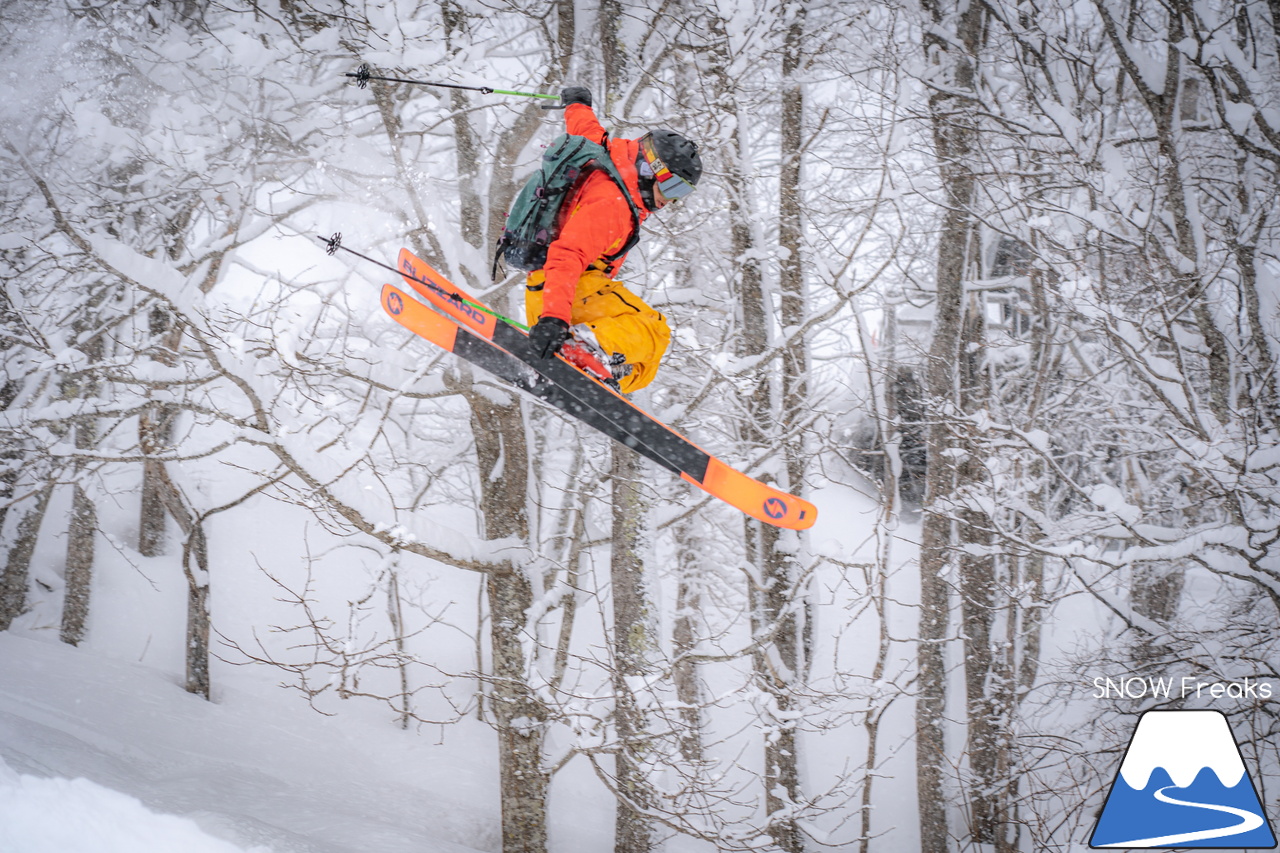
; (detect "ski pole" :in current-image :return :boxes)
[316,233,530,330]
[345,64,564,109]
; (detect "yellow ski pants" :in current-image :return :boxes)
[525,268,671,394]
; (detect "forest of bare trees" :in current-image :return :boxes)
[2,0,1278,850]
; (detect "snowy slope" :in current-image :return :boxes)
[0,470,903,853]
[0,634,492,853]
[0,760,267,853]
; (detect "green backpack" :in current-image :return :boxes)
[493,132,641,278]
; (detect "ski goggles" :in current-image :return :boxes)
[638,135,697,201]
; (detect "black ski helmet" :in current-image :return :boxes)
[637,130,702,207]
[648,130,702,186]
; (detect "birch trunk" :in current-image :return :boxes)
[610,448,658,853]
[0,483,53,631]
[468,390,546,853]
[916,0,986,845]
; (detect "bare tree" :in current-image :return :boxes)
[912,0,988,845]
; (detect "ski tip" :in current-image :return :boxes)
[752,492,818,531]
[687,462,818,530]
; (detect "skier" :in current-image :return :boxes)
[524,85,702,394]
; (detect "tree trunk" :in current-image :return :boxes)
[139,306,181,557]
[754,13,812,851]
[61,401,101,647]
[60,481,96,646]
[749,518,805,853]
[386,559,413,730]
[148,461,212,697]
[57,290,106,647]
[600,0,627,105]
[671,521,705,764]
[419,11,551,837]
[916,0,986,845]
[467,389,546,853]
[183,525,211,698]
[487,567,548,853]
[704,5,812,847]
[610,447,658,853]
[0,320,23,541]
[139,455,170,557]
[0,482,54,631]
[956,291,1012,847]
[442,2,485,254]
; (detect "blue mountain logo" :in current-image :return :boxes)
[1091,710,1276,848]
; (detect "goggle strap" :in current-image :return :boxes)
[641,135,695,199]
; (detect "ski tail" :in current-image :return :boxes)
[381,284,459,350]
[397,248,501,339]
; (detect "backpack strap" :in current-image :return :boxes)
[589,148,642,274]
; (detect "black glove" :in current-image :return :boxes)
[530,316,571,359]
[560,86,592,108]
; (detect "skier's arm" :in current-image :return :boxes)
[538,87,625,323]
[564,102,607,146]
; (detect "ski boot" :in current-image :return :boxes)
[561,325,630,391]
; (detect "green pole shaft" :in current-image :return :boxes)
[490,88,558,100]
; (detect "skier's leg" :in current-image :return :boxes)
[571,273,671,394]
[526,269,671,393]
[524,271,548,326]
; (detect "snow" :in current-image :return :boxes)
[0,474,901,853]
[0,759,266,853]
[0,635,494,853]
[1087,484,1142,524]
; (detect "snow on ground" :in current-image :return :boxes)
[0,466,897,852]
[0,634,492,853]
[0,757,265,853]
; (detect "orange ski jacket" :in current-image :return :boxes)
[537,103,650,324]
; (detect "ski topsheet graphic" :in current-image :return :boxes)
[1090,710,1277,849]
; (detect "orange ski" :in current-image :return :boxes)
[382,261,818,530]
